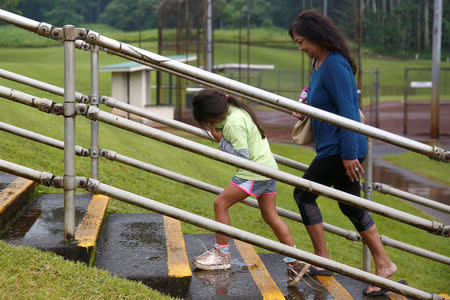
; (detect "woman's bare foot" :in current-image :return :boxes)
[365,261,397,294]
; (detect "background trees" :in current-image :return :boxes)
[2,0,448,57]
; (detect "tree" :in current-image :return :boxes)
[99,0,157,31]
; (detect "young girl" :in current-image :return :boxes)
[191,88,309,286]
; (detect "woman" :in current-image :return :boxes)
[288,10,397,296]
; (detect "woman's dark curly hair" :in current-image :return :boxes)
[288,10,357,75]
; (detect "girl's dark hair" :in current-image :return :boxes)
[192,88,266,139]
[288,10,357,75]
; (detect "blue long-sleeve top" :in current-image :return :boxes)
[309,52,367,161]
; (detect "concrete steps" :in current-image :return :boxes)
[0,175,417,299]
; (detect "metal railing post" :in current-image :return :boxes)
[404,67,408,135]
[63,25,77,240]
[90,45,100,179]
[363,138,374,272]
[375,67,380,128]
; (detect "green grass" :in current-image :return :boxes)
[2,23,450,101]
[0,29,449,297]
[0,241,176,299]
[1,96,449,296]
[383,152,450,186]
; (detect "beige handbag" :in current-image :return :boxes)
[292,109,365,147]
[292,116,314,146]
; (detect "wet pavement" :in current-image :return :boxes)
[94,213,191,299]
[2,192,93,263]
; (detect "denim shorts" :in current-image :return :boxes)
[230,176,276,197]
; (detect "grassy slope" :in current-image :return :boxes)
[0,30,449,296]
[0,241,176,299]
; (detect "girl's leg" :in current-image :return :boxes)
[258,193,310,286]
[214,181,249,245]
[257,193,294,246]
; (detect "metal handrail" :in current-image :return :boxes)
[5,67,450,213]
[2,120,449,265]
[373,182,450,214]
[0,158,441,300]
[0,68,307,172]
[0,9,448,162]
[1,85,448,237]
[81,32,450,162]
[0,9,448,299]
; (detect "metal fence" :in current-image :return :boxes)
[0,8,449,300]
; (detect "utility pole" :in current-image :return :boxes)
[431,0,442,138]
[356,0,363,105]
[206,0,213,72]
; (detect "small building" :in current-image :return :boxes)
[100,54,197,122]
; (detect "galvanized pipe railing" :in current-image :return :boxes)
[0,9,448,162]
[62,25,77,240]
[2,120,448,265]
[0,9,448,296]
[0,158,442,300]
[78,30,449,163]
[0,68,89,103]
[0,122,89,156]
[373,182,450,214]
[6,68,450,214]
[1,84,448,236]
[0,68,307,172]
[84,105,450,236]
[90,45,100,179]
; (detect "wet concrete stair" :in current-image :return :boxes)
[0,175,414,299]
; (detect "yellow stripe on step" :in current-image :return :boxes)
[163,216,192,278]
[0,177,36,215]
[386,291,407,300]
[75,194,109,248]
[234,240,285,300]
[316,275,354,300]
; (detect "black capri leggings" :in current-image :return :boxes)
[293,155,374,232]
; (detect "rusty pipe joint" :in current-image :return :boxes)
[444,150,450,163]
[34,97,54,113]
[39,171,54,186]
[37,22,54,38]
[86,105,100,121]
[85,30,100,44]
[50,27,63,40]
[75,103,88,115]
[90,95,99,106]
[429,220,448,236]
[76,28,88,40]
[429,145,446,162]
[86,178,100,194]
[100,149,117,161]
[345,230,362,242]
[62,25,77,41]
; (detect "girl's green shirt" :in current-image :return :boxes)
[214,105,278,180]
